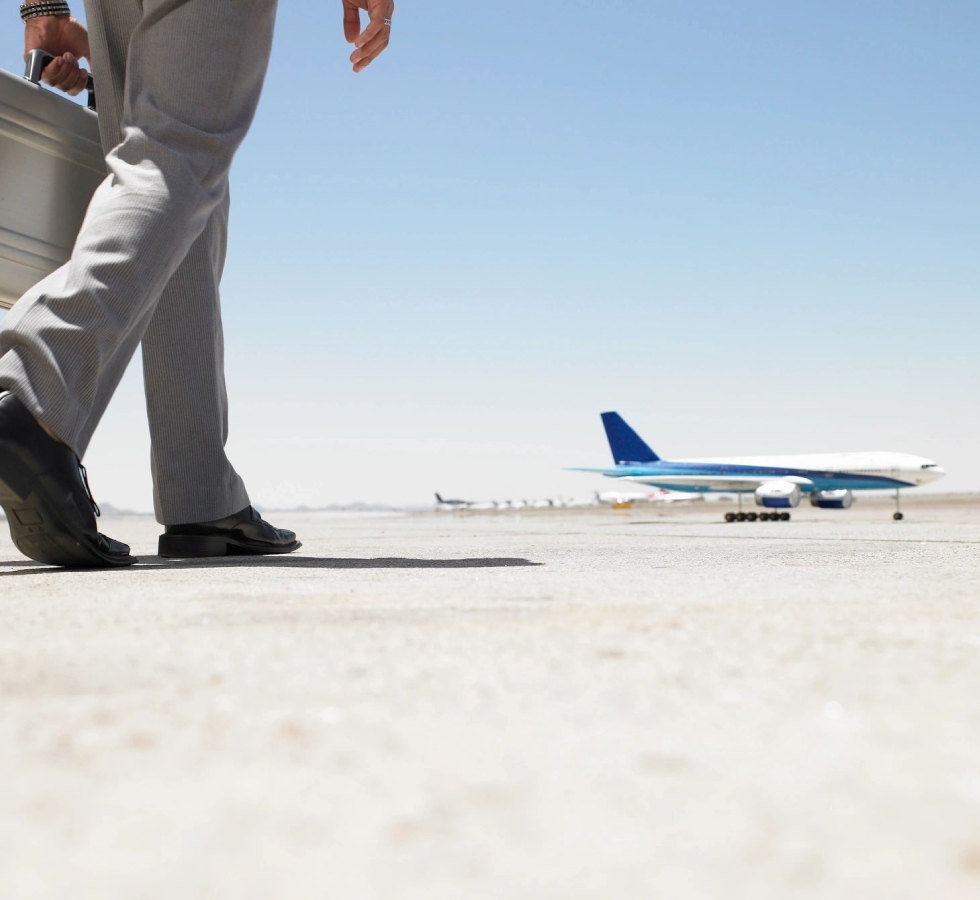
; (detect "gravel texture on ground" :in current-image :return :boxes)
[1,498,979,899]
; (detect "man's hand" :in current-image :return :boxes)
[343,0,394,73]
[24,15,90,96]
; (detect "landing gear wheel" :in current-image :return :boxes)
[759,512,770,522]
[780,512,791,521]
[736,512,747,522]
[893,511,904,521]
[724,512,736,523]
[747,512,758,522]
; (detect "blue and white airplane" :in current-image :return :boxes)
[573,412,945,521]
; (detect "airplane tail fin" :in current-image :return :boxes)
[435,493,444,503]
[601,412,660,464]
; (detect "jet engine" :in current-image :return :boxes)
[754,481,801,508]
[809,489,853,509]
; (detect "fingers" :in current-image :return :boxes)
[349,30,388,72]
[40,53,89,96]
[349,0,393,72]
[342,0,362,44]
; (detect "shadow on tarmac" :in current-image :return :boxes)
[0,555,543,576]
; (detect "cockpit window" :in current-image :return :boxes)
[921,463,937,469]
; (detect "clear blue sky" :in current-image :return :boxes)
[2,1,978,509]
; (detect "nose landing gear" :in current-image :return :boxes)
[893,488,904,521]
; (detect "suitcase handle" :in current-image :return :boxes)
[24,48,96,112]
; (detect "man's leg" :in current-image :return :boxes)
[82,0,249,526]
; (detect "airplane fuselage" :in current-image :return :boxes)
[603,451,945,494]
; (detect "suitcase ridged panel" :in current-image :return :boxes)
[0,68,105,310]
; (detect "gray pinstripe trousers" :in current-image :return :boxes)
[0,0,278,524]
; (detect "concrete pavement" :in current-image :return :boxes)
[1,498,979,898]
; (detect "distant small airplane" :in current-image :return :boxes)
[595,488,682,506]
[521,499,549,509]
[434,492,472,508]
[573,412,945,522]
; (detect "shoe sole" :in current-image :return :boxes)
[0,440,136,569]
[158,533,302,558]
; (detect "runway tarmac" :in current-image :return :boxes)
[1,497,979,898]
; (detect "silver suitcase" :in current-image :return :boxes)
[0,51,104,310]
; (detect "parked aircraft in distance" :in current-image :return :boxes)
[435,492,473,508]
[595,489,688,508]
[435,495,600,511]
[573,412,945,522]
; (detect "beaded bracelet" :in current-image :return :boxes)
[20,1,71,22]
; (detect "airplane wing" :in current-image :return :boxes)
[622,474,814,492]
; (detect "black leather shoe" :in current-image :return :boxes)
[0,392,136,568]
[158,506,300,558]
